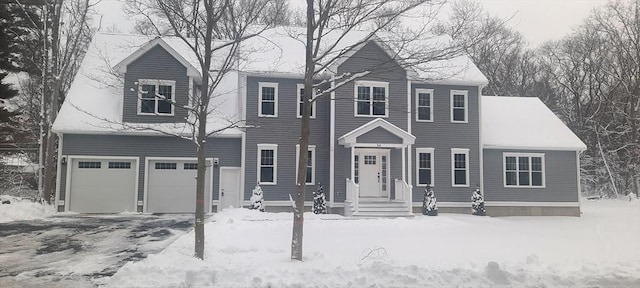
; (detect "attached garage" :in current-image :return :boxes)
[67,157,138,213]
[145,158,212,213]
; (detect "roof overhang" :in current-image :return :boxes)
[338,118,415,148]
[113,38,201,78]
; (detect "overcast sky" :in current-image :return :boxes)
[95,0,610,47]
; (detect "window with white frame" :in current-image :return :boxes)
[259,82,278,117]
[450,90,468,123]
[504,153,545,187]
[451,148,469,186]
[354,81,388,117]
[416,148,435,186]
[416,89,434,122]
[296,145,316,185]
[257,144,278,184]
[138,79,175,115]
[297,84,316,118]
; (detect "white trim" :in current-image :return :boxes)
[330,76,336,206]
[257,144,278,185]
[485,201,580,207]
[415,88,434,122]
[137,79,176,116]
[483,145,587,151]
[240,74,247,204]
[451,148,470,187]
[296,83,316,119]
[353,80,389,118]
[258,82,278,117]
[478,85,484,203]
[188,76,194,108]
[55,133,63,207]
[338,118,415,147]
[64,155,140,212]
[410,78,489,87]
[144,157,214,213]
[450,90,468,123]
[502,152,546,188]
[295,144,316,185]
[219,166,242,209]
[412,201,470,208]
[407,81,412,188]
[113,38,201,77]
[576,151,582,212]
[415,148,435,187]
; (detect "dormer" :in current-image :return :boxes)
[113,38,201,123]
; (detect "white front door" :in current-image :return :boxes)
[356,149,390,198]
[219,167,241,210]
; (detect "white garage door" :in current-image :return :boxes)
[147,159,211,213]
[69,158,137,213]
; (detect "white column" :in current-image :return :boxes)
[402,147,406,182]
[350,146,355,180]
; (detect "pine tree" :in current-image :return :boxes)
[313,183,327,214]
[472,187,486,216]
[422,185,438,216]
[250,184,264,212]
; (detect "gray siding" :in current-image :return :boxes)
[334,41,408,201]
[123,45,190,123]
[59,134,241,203]
[244,76,330,201]
[483,149,579,202]
[410,84,481,202]
[356,127,403,144]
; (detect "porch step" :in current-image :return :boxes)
[348,200,414,218]
[352,211,415,218]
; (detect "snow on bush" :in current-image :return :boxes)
[312,183,327,214]
[471,187,486,216]
[0,195,56,223]
[422,185,438,216]
[249,184,264,212]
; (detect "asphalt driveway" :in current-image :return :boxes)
[0,214,195,288]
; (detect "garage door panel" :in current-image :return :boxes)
[147,160,211,213]
[69,159,137,213]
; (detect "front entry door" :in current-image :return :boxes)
[219,167,241,210]
[356,149,390,198]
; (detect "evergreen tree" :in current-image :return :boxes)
[250,184,264,212]
[313,183,327,214]
[422,185,438,216]
[472,187,486,216]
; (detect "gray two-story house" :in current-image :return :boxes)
[52,28,586,216]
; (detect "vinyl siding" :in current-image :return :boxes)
[244,76,330,202]
[334,41,408,201]
[483,149,579,202]
[356,127,403,144]
[59,134,241,203]
[410,84,481,202]
[122,45,190,123]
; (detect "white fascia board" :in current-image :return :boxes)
[51,129,243,138]
[484,201,580,207]
[409,78,489,87]
[482,145,586,152]
[338,118,415,146]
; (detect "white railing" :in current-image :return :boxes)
[394,179,413,213]
[345,178,360,215]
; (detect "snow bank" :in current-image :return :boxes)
[0,195,56,223]
[106,199,640,288]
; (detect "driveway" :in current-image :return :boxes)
[0,214,195,288]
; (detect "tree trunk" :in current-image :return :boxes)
[194,116,206,259]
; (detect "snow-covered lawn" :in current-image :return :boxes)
[107,200,640,288]
[0,195,56,223]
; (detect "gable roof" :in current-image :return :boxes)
[338,118,415,147]
[482,96,587,151]
[112,38,201,77]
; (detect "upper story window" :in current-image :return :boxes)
[451,148,469,187]
[354,81,388,117]
[450,90,468,123]
[138,79,175,116]
[416,88,434,122]
[504,153,545,187]
[259,82,278,117]
[297,84,316,119]
[416,148,435,186]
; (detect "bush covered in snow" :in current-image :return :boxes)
[472,187,486,216]
[249,184,264,212]
[422,185,438,216]
[313,183,327,214]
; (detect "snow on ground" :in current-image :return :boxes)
[0,195,56,223]
[107,199,640,288]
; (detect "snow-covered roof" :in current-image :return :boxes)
[52,33,242,137]
[482,96,587,151]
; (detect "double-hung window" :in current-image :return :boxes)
[416,148,435,186]
[354,81,389,117]
[504,153,545,187]
[450,90,468,123]
[259,82,278,117]
[138,79,175,115]
[257,144,278,184]
[295,145,316,185]
[416,89,434,122]
[451,148,469,187]
[297,84,316,118]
